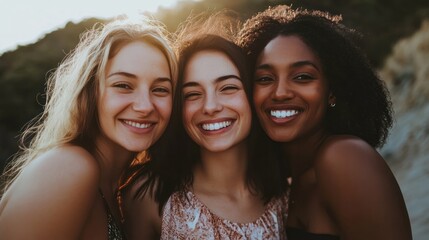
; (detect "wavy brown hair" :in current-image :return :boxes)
[129,11,288,214]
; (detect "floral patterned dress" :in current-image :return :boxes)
[161,190,289,240]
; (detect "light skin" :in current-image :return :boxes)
[0,40,172,239]
[182,50,251,153]
[254,35,411,239]
[183,50,261,223]
[124,50,264,240]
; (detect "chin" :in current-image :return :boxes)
[204,144,232,153]
[266,131,293,143]
[126,143,153,153]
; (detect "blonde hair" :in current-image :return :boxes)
[1,16,177,195]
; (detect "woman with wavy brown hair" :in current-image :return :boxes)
[122,12,289,240]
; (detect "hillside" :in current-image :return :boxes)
[380,20,429,239]
[0,18,106,168]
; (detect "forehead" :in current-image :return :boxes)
[106,40,170,78]
[184,50,240,83]
[257,35,320,67]
[110,41,166,66]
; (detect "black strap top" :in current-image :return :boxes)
[99,191,126,240]
[287,227,340,240]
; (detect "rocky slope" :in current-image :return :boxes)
[380,19,429,240]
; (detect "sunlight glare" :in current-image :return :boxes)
[0,0,182,54]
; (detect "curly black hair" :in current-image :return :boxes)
[237,5,393,148]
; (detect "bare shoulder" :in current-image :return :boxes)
[314,134,397,198]
[7,144,100,197]
[20,145,100,190]
[314,135,412,239]
[315,135,386,173]
[122,175,161,240]
[0,145,100,239]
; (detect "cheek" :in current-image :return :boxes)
[308,86,329,108]
[154,97,173,119]
[306,89,330,121]
[235,95,252,119]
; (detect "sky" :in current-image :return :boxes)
[0,0,183,54]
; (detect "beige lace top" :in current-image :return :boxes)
[161,190,289,240]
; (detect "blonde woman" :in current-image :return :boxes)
[0,17,177,239]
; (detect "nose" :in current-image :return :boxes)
[132,91,154,116]
[273,79,294,102]
[203,92,223,115]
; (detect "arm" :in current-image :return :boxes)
[315,136,412,240]
[122,177,162,240]
[0,146,100,239]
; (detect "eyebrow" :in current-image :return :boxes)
[183,74,241,88]
[256,60,320,71]
[154,77,173,85]
[107,71,172,84]
[107,71,136,79]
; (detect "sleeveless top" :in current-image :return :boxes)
[100,191,126,240]
[160,190,289,240]
[287,227,340,240]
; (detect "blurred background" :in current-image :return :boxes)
[0,0,428,238]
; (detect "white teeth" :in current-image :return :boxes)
[202,121,232,131]
[270,110,299,119]
[123,120,151,129]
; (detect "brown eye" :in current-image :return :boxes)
[255,76,274,85]
[294,74,314,81]
[183,92,202,100]
[114,83,132,89]
[220,85,239,93]
[153,87,169,93]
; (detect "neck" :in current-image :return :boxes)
[94,136,135,197]
[193,141,248,194]
[283,129,330,179]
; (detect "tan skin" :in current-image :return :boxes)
[253,35,412,239]
[0,41,173,239]
[124,50,266,239]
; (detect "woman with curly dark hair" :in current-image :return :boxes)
[238,5,412,240]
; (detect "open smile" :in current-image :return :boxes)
[201,120,232,131]
[270,109,300,119]
[122,120,154,129]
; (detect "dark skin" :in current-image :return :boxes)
[253,35,412,239]
[286,134,411,239]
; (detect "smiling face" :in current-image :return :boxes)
[97,40,172,153]
[253,35,331,143]
[182,50,252,153]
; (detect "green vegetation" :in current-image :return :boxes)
[1,0,428,170]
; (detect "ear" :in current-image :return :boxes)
[328,92,336,107]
